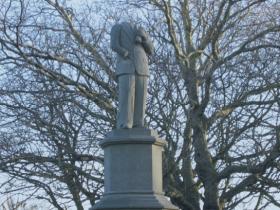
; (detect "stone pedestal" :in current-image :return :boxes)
[91,128,178,210]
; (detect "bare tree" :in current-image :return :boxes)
[0,0,111,209]
[1,197,39,210]
[133,1,280,210]
[0,0,280,210]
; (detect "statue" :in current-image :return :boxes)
[92,23,178,210]
[110,21,154,129]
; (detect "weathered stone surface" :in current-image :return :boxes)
[92,193,178,210]
[110,22,154,129]
[90,128,178,210]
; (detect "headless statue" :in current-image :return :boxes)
[110,22,154,129]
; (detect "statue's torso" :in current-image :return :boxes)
[116,23,149,76]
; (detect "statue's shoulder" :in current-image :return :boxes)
[111,23,121,36]
[112,23,121,30]
[121,22,136,30]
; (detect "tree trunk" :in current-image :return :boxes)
[182,153,201,210]
[184,66,220,210]
[181,123,201,210]
[192,113,220,210]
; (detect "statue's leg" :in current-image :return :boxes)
[133,75,147,127]
[117,74,135,128]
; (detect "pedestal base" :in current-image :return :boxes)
[91,128,178,210]
[91,193,177,210]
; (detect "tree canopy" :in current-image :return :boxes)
[0,0,280,210]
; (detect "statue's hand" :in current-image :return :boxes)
[135,35,142,44]
[137,27,148,41]
[123,50,129,59]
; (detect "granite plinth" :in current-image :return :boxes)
[90,128,178,210]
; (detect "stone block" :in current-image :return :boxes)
[91,128,178,210]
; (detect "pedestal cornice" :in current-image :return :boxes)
[100,128,166,148]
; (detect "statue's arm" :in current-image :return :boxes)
[142,37,154,55]
[136,27,154,55]
[110,24,129,57]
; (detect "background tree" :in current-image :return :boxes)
[1,197,39,210]
[0,0,280,210]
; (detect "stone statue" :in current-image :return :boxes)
[92,22,178,210]
[110,21,154,129]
